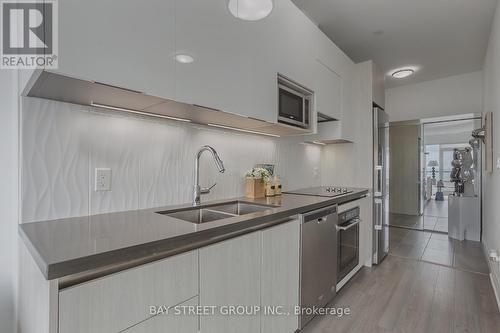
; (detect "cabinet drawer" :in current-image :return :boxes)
[59,251,198,333]
[123,297,199,333]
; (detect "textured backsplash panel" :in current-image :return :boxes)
[21,97,322,223]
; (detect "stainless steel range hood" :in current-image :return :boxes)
[303,114,353,145]
[23,70,312,137]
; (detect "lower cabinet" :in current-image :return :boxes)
[200,231,262,333]
[123,297,199,333]
[199,219,300,333]
[57,219,300,333]
[261,220,300,333]
[58,251,198,333]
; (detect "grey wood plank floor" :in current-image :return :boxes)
[302,255,500,333]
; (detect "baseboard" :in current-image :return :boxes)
[484,242,500,312]
[490,272,500,313]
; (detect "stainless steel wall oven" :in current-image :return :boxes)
[337,206,360,281]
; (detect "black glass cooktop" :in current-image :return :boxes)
[284,186,354,197]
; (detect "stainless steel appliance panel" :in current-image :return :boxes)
[277,75,312,129]
[337,207,360,281]
[373,106,390,264]
[300,205,338,329]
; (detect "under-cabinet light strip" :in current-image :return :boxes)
[312,140,326,146]
[90,102,281,138]
[207,123,280,138]
[90,102,192,123]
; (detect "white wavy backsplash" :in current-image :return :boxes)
[21,97,322,223]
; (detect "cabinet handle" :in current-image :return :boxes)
[317,216,328,223]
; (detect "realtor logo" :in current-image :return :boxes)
[1,0,58,68]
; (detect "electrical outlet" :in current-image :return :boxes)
[95,168,111,191]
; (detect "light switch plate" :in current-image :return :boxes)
[497,157,500,170]
[95,168,111,191]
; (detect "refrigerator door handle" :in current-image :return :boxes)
[375,165,383,197]
[374,198,383,230]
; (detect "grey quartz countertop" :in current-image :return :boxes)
[20,189,368,282]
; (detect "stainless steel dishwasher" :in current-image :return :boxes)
[299,204,338,329]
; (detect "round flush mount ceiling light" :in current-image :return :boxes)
[174,54,194,64]
[391,68,415,79]
[228,0,273,21]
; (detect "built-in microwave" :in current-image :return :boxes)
[278,75,313,128]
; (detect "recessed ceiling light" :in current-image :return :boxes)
[392,69,414,79]
[228,0,273,21]
[175,54,194,64]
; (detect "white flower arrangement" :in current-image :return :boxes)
[245,167,271,182]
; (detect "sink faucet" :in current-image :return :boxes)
[193,145,225,206]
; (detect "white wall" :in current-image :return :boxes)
[0,70,18,333]
[385,71,483,122]
[482,0,500,302]
[20,98,322,223]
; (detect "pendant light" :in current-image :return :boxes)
[228,0,273,21]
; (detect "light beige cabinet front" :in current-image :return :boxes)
[123,297,199,333]
[58,251,198,333]
[199,231,262,333]
[199,219,300,333]
[58,219,300,333]
[261,219,300,333]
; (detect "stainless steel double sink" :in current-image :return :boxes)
[156,201,277,224]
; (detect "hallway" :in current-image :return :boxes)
[389,198,449,233]
[302,229,498,333]
[388,227,488,273]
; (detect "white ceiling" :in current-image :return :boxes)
[292,0,498,88]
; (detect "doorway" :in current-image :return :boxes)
[388,116,482,233]
[388,121,424,230]
[421,118,482,233]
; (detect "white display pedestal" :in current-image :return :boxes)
[448,195,480,241]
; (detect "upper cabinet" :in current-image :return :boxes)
[174,0,317,124]
[272,0,318,90]
[56,0,176,99]
[175,0,275,122]
[372,62,386,108]
[49,0,356,134]
[314,60,343,120]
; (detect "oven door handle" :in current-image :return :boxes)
[336,218,361,231]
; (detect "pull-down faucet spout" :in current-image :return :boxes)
[193,145,225,206]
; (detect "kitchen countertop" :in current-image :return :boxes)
[20,189,369,283]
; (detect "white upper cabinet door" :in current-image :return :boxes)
[56,0,175,99]
[314,60,343,120]
[174,0,320,124]
[272,0,317,91]
[175,0,273,122]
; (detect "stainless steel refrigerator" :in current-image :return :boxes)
[373,106,390,264]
